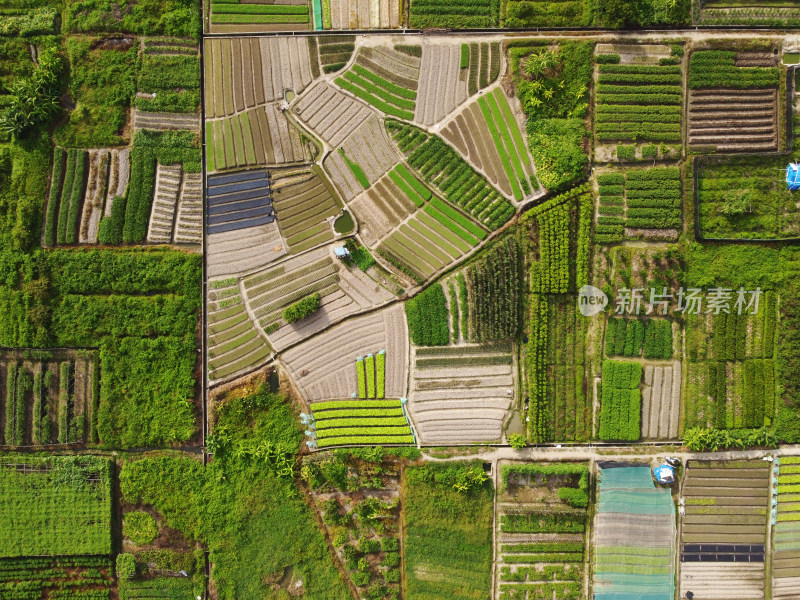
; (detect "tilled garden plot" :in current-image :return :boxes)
[242,245,394,352]
[328,0,401,30]
[348,170,418,245]
[146,165,202,245]
[408,344,514,444]
[207,278,272,384]
[294,82,374,148]
[442,88,538,203]
[688,51,779,153]
[683,299,778,431]
[324,114,401,200]
[414,43,469,126]
[772,456,800,600]
[0,350,97,447]
[641,362,682,440]
[281,303,408,402]
[335,46,420,122]
[206,104,314,173]
[495,462,590,600]
[680,459,770,600]
[271,168,341,253]
[204,36,314,119]
[594,465,676,600]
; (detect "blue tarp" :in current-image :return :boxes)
[787,164,800,190]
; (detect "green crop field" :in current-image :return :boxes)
[4,3,800,598]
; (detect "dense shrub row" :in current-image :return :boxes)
[515,42,593,191]
[595,64,682,143]
[605,318,673,359]
[465,236,524,342]
[283,292,321,324]
[405,284,449,346]
[387,120,514,230]
[598,360,642,441]
[689,50,778,89]
[500,511,586,534]
[409,0,499,28]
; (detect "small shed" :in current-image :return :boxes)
[334,246,350,259]
[787,163,800,190]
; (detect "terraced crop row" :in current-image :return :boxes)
[206,105,313,173]
[336,47,420,120]
[311,398,412,448]
[443,88,537,202]
[595,63,682,143]
[207,278,271,382]
[378,201,482,282]
[271,168,340,253]
[356,351,385,399]
[387,120,515,230]
[204,36,313,118]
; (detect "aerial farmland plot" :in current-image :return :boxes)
[9,0,800,594]
[680,460,771,600]
[495,462,590,600]
[773,455,800,600]
[594,464,676,600]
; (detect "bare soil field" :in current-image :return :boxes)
[293,82,373,148]
[408,344,514,444]
[688,88,778,152]
[414,44,468,126]
[329,0,400,29]
[281,304,408,402]
[640,362,681,440]
[207,222,286,278]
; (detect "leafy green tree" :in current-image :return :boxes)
[0,47,64,138]
[596,0,652,28]
[508,433,527,450]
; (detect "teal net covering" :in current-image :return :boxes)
[594,466,676,600]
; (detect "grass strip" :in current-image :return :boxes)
[394,163,431,200]
[478,96,521,201]
[429,197,486,240]
[351,63,417,100]
[342,70,415,111]
[210,13,308,23]
[339,148,369,189]
[388,169,425,207]
[335,77,414,120]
